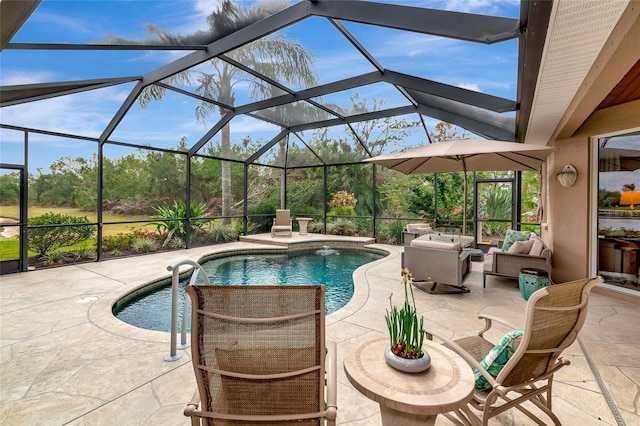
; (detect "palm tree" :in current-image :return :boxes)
[111,0,318,224]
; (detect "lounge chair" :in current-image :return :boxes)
[271,209,292,237]
[184,284,337,425]
[426,276,603,425]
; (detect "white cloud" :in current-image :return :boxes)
[442,0,519,14]
[457,82,481,92]
[1,85,133,139]
[31,12,95,36]
[0,69,58,86]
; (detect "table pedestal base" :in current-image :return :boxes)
[380,405,436,426]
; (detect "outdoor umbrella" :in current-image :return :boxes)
[599,147,640,172]
[363,138,556,232]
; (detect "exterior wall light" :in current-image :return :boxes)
[557,164,577,187]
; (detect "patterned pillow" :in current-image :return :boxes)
[474,328,524,389]
[501,229,531,252]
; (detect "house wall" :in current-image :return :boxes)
[547,99,640,284]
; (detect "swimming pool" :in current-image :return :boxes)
[113,247,385,332]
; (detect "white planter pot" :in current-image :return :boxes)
[384,345,431,373]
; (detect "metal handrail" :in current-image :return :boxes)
[165,259,211,362]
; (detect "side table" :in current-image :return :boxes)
[343,335,475,426]
[296,217,312,235]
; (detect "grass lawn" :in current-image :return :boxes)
[0,206,156,261]
[0,205,153,235]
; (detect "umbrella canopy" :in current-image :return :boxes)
[364,138,556,235]
[363,138,556,174]
[599,147,640,172]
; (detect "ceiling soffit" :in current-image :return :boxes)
[525,0,632,145]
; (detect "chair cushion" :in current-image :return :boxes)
[411,238,461,251]
[507,239,534,254]
[529,237,545,256]
[474,329,524,389]
[501,229,531,252]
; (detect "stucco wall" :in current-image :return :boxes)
[547,138,590,283]
[547,100,640,283]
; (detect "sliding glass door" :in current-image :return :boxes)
[596,131,640,292]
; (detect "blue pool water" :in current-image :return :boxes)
[113,247,384,332]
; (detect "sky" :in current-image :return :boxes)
[0,0,567,175]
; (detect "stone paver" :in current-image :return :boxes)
[1,237,638,425]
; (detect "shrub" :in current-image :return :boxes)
[308,221,324,234]
[329,191,357,209]
[203,224,238,243]
[328,205,356,217]
[42,250,74,265]
[28,213,95,257]
[102,229,163,254]
[131,236,159,253]
[150,201,208,246]
[377,220,404,245]
[247,202,277,233]
[327,218,357,236]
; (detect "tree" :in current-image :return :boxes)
[623,183,636,192]
[429,121,469,234]
[112,0,318,224]
[0,171,20,205]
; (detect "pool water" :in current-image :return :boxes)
[113,247,384,332]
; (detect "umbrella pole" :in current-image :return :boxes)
[462,163,468,236]
[463,173,467,235]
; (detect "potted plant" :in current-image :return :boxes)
[384,268,430,372]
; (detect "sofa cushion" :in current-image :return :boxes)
[529,237,545,256]
[483,247,500,271]
[507,239,534,254]
[411,238,461,251]
[501,229,531,252]
[406,223,432,235]
[474,328,524,389]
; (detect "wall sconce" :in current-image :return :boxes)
[557,164,577,187]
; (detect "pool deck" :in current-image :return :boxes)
[1,233,639,425]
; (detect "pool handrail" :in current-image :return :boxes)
[165,259,211,362]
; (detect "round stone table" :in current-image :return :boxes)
[343,335,475,426]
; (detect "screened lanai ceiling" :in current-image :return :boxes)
[0,0,552,169]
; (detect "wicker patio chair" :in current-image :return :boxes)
[426,276,603,425]
[271,209,292,237]
[184,284,337,426]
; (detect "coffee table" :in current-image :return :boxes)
[343,335,476,426]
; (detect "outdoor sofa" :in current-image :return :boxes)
[483,230,551,287]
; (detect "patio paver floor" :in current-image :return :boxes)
[1,236,638,425]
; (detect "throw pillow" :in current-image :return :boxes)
[507,239,534,254]
[406,223,431,235]
[529,237,545,257]
[501,229,531,252]
[474,328,524,389]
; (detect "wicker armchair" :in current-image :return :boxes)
[426,276,603,425]
[184,285,337,425]
[402,242,472,294]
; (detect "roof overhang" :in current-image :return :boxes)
[525,0,640,144]
[0,0,41,51]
